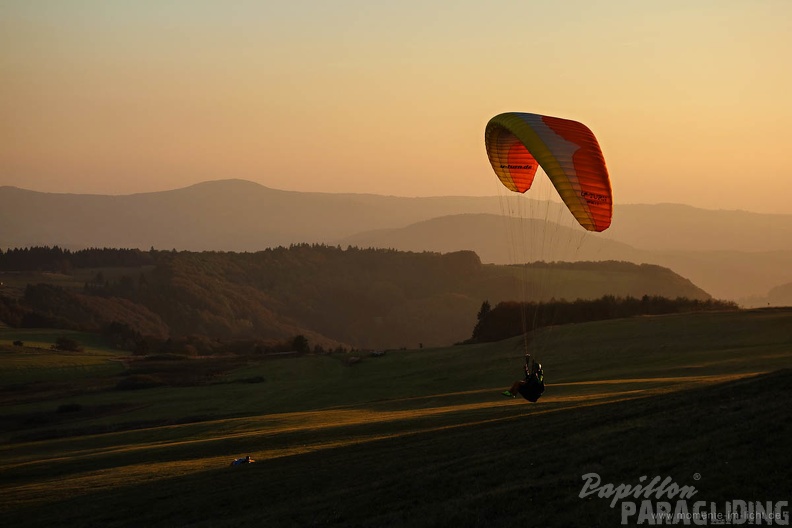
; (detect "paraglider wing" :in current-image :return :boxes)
[484,112,612,232]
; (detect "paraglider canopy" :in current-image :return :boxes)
[484,112,613,232]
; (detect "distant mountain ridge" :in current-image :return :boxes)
[2,179,792,302]
[0,180,505,251]
[339,214,643,263]
[339,213,792,303]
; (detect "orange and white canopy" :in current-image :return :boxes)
[485,112,613,232]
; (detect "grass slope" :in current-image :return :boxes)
[1,309,791,527]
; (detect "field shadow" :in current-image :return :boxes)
[3,369,790,527]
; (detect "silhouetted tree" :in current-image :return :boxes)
[54,336,83,352]
[477,300,491,321]
[292,334,310,353]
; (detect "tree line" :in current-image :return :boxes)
[0,246,154,272]
[0,244,410,273]
[467,295,740,343]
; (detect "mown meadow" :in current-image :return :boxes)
[1,308,791,527]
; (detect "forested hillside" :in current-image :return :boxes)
[0,246,712,349]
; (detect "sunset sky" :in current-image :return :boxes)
[2,1,791,213]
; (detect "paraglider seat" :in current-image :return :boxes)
[518,376,544,402]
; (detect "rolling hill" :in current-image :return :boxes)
[0,246,711,350]
[3,179,792,302]
[0,180,504,251]
[340,213,792,302]
[2,309,791,527]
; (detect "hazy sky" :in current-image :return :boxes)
[2,1,791,213]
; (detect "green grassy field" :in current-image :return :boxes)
[0,329,125,386]
[1,309,791,527]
